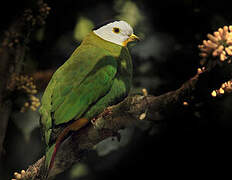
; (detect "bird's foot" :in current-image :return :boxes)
[91,107,113,127]
[91,117,97,126]
[101,107,113,119]
[91,107,113,123]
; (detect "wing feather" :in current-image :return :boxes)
[53,55,117,124]
[40,45,118,129]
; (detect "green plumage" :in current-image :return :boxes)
[40,32,133,171]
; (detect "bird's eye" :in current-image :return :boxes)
[113,27,120,34]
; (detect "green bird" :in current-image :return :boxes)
[39,20,139,175]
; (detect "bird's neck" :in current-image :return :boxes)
[82,32,124,57]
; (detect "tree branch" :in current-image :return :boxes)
[13,62,232,179]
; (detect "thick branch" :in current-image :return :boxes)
[16,63,232,180]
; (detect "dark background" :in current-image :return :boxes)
[1,0,232,179]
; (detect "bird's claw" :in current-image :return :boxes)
[91,117,97,127]
[91,107,113,127]
[101,107,113,119]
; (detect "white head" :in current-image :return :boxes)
[93,20,139,46]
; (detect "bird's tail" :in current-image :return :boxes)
[47,118,89,173]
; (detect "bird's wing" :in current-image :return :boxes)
[41,45,118,127]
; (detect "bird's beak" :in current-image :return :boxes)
[129,34,140,41]
[122,34,140,46]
